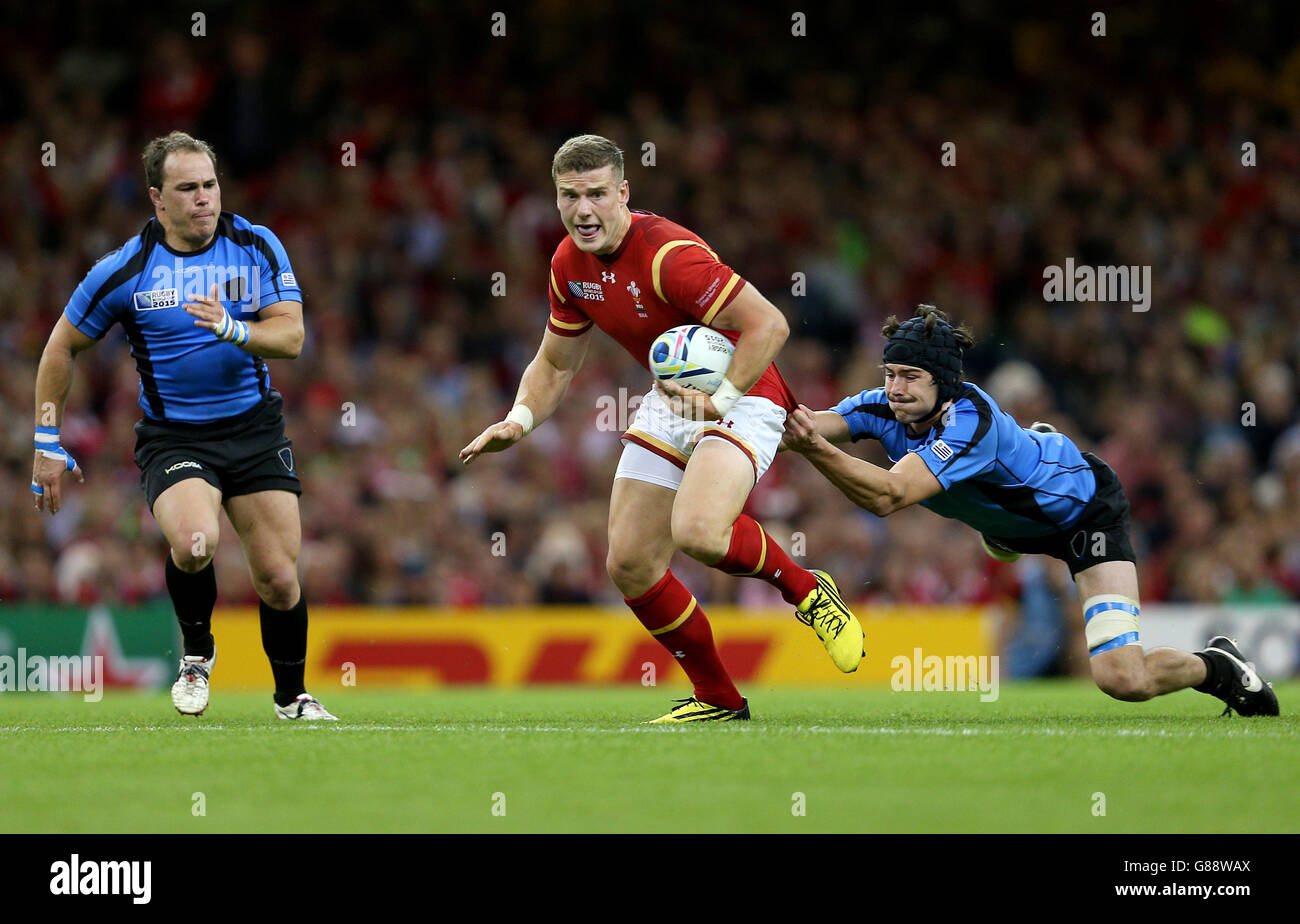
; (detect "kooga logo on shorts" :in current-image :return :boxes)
[164,460,202,474]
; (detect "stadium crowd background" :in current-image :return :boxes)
[2,3,1298,672]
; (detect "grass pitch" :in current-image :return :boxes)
[2,682,1296,833]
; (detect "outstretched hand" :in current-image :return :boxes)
[32,450,84,515]
[459,420,525,465]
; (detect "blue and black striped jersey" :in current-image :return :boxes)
[63,212,302,423]
[832,383,1098,538]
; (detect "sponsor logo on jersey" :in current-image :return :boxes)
[134,288,179,311]
[280,271,297,288]
[601,271,616,283]
[930,439,953,461]
[696,275,722,307]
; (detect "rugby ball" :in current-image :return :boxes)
[648,325,734,395]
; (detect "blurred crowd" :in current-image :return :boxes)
[2,3,1298,633]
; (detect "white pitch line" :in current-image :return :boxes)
[0,723,1293,739]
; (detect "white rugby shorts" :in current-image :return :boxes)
[614,385,787,491]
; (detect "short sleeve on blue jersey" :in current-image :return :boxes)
[913,399,996,489]
[832,388,894,441]
[250,224,302,308]
[64,245,136,338]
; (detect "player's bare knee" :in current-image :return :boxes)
[171,530,217,571]
[670,515,725,564]
[172,552,214,572]
[253,565,299,610]
[606,551,653,597]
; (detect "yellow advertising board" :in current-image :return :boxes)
[209,606,994,690]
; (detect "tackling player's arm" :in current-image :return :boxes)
[183,285,304,359]
[459,326,593,464]
[656,281,789,418]
[31,315,94,513]
[783,404,942,515]
[778,409,851,451]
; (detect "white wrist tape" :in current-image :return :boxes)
[709,378,744,417]
[505,404,534,436]
[213,307,250,346]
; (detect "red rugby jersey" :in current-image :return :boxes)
[547,211,797,411]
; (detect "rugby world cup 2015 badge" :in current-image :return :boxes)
[567,280,605,301]
[134,288,179,310]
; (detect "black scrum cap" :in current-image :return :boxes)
[882,314,965,401]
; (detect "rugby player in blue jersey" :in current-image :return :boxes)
[31,131,336,720]
[783,305,1278,716]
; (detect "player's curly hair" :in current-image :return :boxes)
[552,134,625,184]
[142,131,218,190]
[881,304,975,349]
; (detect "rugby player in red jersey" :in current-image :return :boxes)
[461,135,862,722]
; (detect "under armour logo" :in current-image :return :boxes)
[672,650,685,659]
[602,272,616,283]
[715,419,735,429]
[627,281,640,298]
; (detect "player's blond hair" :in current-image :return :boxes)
[552,134,624,183]
[142,131,218,190]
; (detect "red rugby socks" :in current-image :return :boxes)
[624,570,744,711]
[714,514,817,606]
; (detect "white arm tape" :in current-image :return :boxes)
[505,404,534,436]
[709,378,744,417]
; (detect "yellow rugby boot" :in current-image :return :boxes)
[796,569,864,673]
[646,696,751,724]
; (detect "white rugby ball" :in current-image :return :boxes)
[648,325,735,395]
